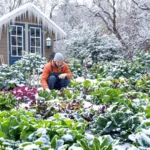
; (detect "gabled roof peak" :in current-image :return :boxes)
[0,3,67,40]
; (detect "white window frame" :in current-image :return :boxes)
[29,27,42,54]
[10,25,24,57]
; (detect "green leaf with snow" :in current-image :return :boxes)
[61,134,74,143]
[51,135,59,148]
[56,139,64,149]
[83,80,91,88]
[93,138,101,150]
[129,131,150,148]
[57,144,69,150]
[144,104,150,118]
[68,143,83,150]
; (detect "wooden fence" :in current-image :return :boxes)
[26,69,42,88]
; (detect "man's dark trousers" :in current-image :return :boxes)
[48,72,70,90]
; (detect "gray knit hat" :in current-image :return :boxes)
[54,52,64,62]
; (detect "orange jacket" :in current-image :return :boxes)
[41,60,72,89]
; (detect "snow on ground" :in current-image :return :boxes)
[83,101,101,110]
[113,143,133,150]
[75,77,97,83]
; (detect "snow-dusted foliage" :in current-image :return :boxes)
[11,52,47,74]
[52,0,150,58]
[116,0,150,55]
[0,53,47,90]
[65,24,123,63]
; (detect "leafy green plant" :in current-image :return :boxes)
[91,105,141,142]
[38,90,53,101]
[77,135,117,150]
[90,87,123,105]
[135,74,150,96]
[58,89,80,102]
[69,51,150,80]
[129,129,150,149]
[144,104,150,118]
[0,110,88,149]
[118,98,148,114]
[0,92,17,111]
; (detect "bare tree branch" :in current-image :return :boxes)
[49,3,57,19]
[95,12,112,31]
[74,0,128,48]
[112,0,116,31]
[93,0,113,22]
[132,0,150,10]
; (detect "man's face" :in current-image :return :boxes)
[55,61,63,67]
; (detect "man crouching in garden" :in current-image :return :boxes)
[41,52,72,92]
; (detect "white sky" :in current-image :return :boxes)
[71,0,92,6]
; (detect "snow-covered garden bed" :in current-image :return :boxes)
[0,52,150,149]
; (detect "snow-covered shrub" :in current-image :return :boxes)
[65,24,123,63]
[11,53,47,75]
[0,64,25,90]
[68,58,83,78]
[0,53,47,90]
[10,53,47,86]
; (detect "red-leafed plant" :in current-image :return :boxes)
[2,86,38,103]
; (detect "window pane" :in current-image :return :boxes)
[36,38,40,46]
[11,26,16,35]
[30,28,35,37]
[11,36,16,45]
[36,28,40,37]
[29,27,42,55]
[31,47,35,53]
[31,38,35,46]
[18,47,22,56]
[17,27,22,35]
[36,47,41,54]
[17,37,22,46]
[12,47,17,56]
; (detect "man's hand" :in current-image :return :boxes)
[59,73,67,79]
[45,88,50,92]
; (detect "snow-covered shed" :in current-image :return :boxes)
[0,3,67,65]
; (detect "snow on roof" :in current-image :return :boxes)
[0,3,67,40]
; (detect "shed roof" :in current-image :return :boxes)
[0,3,67,40]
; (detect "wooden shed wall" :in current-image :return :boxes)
[0,14,54,65]
[0,28,8,65]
